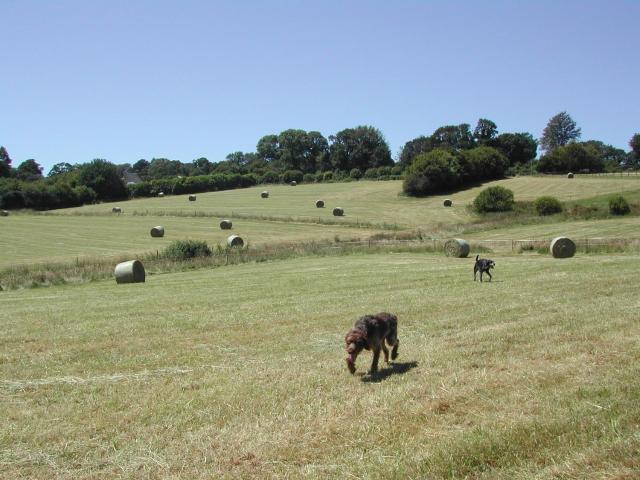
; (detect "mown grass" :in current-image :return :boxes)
[1,252,639,478]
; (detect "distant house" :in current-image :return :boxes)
[122,170,143,185]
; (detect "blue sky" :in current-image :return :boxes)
[2,0,639,174]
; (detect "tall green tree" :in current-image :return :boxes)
[191,157,212,176]
[329,126,392,172]
[473,118,498,143]
[0,146,12,178]
[16,159,43,181]
[132,159,150,178]
[398,136,433,170]
[537,142,603,173]
[540,111,581,153]
[431,124,474,150]
[77,159,127,200]
[47,162,76,177]
[147,158,184,179]
[629,133,640,169]
[492,132,538,166]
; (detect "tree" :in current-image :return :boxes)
[0,146,12,178]
[76,159,127,200]
[48,162,76,177]
[540,111,581,153]
[473,118,498,143]
[628,134,640,169]
[581,140,627,172]
[398,136,433,170]
[431,124,474,150]
[16,159,43,181]
[537,142,603,173]
[329,126,392,172]
[492,132,538,166]
[191,157,212,176]
[132,159,150,178]
[403,148,461,196]
[147,158,184,179]
[256,134,279,165]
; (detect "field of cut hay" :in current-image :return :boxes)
[1,252,639,479]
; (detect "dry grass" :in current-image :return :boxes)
[1,252,639,478]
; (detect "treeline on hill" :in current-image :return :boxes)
[1,117,639,208]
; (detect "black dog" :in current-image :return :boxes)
[345,312,399,374]
[473,255,495,282]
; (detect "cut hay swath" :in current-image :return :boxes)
[333,207,344,216]
[114,260,145,284]
[227,235,244,247]
[443,199,453,207]
[188,195,197,201]
[567,172,574,179]
[0,210,8,216]
[444,238,470,258]
[316,200,325,208]
[261,191,269,198]
[112,207,123,214]
[220,219,232,230]
[550,236,576,258]
[150,226,165,238]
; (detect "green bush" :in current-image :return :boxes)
[534,196,563,215]
[281,170,304,183]
[349,168,363,179]
[609,195,630,215]
[403,149,460,196]
[364,167,379,179]
[322,171,334,181]
[473,186,515,213]
[163,240,212,260]
[261,170,280,184]
[303,173,317,183]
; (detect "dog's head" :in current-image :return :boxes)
[345,329,367,374]
[487,259,496,269]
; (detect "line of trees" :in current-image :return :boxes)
[2,117,639,208]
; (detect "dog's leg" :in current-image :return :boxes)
[474,267,477,281]
[390,339,399,360]
[487,270,492,282]
[370,347,381,373]
[480,270,483,282]
[381,343,389,363]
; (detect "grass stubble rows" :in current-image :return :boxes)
[1,253,639,479]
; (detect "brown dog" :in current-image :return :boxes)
[345,312,399,374]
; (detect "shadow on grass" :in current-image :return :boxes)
[361,361,418,383]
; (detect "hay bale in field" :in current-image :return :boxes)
[443,199,453,207]
[261,191,269,198]
[114,260,145,284]
[150,226,165,237]
[112,207,123,214]
[316,200,325,208]
[550,236,576,258]
[444,238,470,258]
[158,192,165,197]
[290,181,297,186]
[188,194,197,201]
[567,172,574,179]
[0,210,8,216]
[220,219,232,230]
[333,207,344,216]
[227,235,244,247]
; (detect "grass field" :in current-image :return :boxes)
[3,176,640,271]
[56,176,640,229]
[0,214,374,268]
[1,252,639,478]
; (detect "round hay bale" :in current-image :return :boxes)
[112,207,123,214]
[158,192,165,197]
[550,236,576,258]
[290,181,297,186]
[0,210,8,217]
[315,199,325,208]
[188,194,197,201]
[333,207,344,216]
[227,235,244,247]
[567,172,574,179]
[261,191,269,198]
[220,219,233,230]
[114,260,145,284]
[150,226,165,238]
[444,238,470,258]
[443,199,453,207]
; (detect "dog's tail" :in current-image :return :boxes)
[475,255,479,261]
